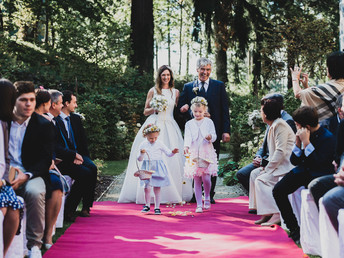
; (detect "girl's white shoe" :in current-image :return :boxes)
[203,200,211,210]
[195,206,203,213]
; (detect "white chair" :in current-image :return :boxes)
[319,197,340,258]
[55,175,74,229]
[338,209,344,255]
[280,186,304,230]
[300,189,321,256]
[5,196,25,258]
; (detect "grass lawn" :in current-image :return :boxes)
[102,160,128,176]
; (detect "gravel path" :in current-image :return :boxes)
[98,154,246,202]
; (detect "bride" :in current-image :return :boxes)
[118,65,193,204]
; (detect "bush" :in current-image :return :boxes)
[219,160,239,186]
[77,68,154,160]
[227,92,265,162]
[283,88,301,116]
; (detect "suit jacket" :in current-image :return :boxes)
[290,126,335,177]
[256,110,296,158]
[264,118,295,176]
[20,112,54,179]
[54,113,90,163]
[178,78,230,138]
[334,119,344,165]
[320,114,340,137]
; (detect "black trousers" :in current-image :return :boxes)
[210,139,221,198]
[273,170,314,231]
[308,174,336,208]
[58,156,97,212]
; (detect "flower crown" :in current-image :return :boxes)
[191,96,208,106]
[142,123,160,137]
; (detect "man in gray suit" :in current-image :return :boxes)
[236,93,296,212]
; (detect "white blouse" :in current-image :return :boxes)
[0,123,5,178]
[184,117,217,147]
[137,139,175,161]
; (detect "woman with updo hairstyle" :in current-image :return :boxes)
[119,65,193,204]
[0,78,24,256]
[248,96,296,227]
[35,88,64,249]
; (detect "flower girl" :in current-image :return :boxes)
[184,97,218,213]
[137,124,179,215]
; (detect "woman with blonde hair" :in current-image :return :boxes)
[119,65,193,204]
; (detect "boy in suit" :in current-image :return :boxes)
[10,81,53,258]
[273,106,336,244]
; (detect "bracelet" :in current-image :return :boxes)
[1,179,6,187]
[292,79,299,81]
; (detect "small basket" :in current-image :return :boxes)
[134,152,155,180]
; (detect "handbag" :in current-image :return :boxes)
[134,152,155,180]
[50,166,71,194]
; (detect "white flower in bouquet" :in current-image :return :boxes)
[247,109,262,130]
[150,95,168,113]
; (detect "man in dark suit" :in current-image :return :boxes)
[273,106,336,244]
[54,90,97,220]
[320,93,344,137]
[236,93,296,196]
[10,81,53,257]
[179,57,231,203]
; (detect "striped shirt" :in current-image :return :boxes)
[299,79,344,121]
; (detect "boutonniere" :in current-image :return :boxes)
[192,86,199,95]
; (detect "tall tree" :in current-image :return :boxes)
[130,0,154,75]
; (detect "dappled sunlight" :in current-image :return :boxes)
[44,197,306,258]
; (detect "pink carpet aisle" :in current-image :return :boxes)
[44,197,307,258]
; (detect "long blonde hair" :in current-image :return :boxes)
[155,65,174,95]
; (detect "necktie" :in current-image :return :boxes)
[199,81,206,96]
[65,117,77,150]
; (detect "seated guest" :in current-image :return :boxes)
[35,89,63,250]
[0,79,24,256]
[322,168,344,232]
[10,81,54,258]
[320,93,344,137]
[236,93,296,197]
[291,51,344,122]
[54,90,97,221]
[249,97,295,226]
[273,106,336,244]
[308,97,344,208]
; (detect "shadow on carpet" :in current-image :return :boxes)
[44,197,306,258]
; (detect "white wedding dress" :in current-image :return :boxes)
[118,88,193,204]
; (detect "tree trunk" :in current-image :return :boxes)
[215,48,228,83]
[213,3,229,83]
[155,40,159,71]
[52,25,55,48]
[167,3,171,67]
[0,7,3,32]
[287,46,295,89]
[178,2,183,75]
[130,0,154,75]
[186,42,190,76]
[45,0,49,45]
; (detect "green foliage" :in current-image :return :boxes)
[93,159,107,175]
[77,101,110,160]
[283,89,302,116]
[228,92,265,162]
[218,160,239,186]
[77,69,153,160]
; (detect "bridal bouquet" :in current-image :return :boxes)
[150,95,168,113]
